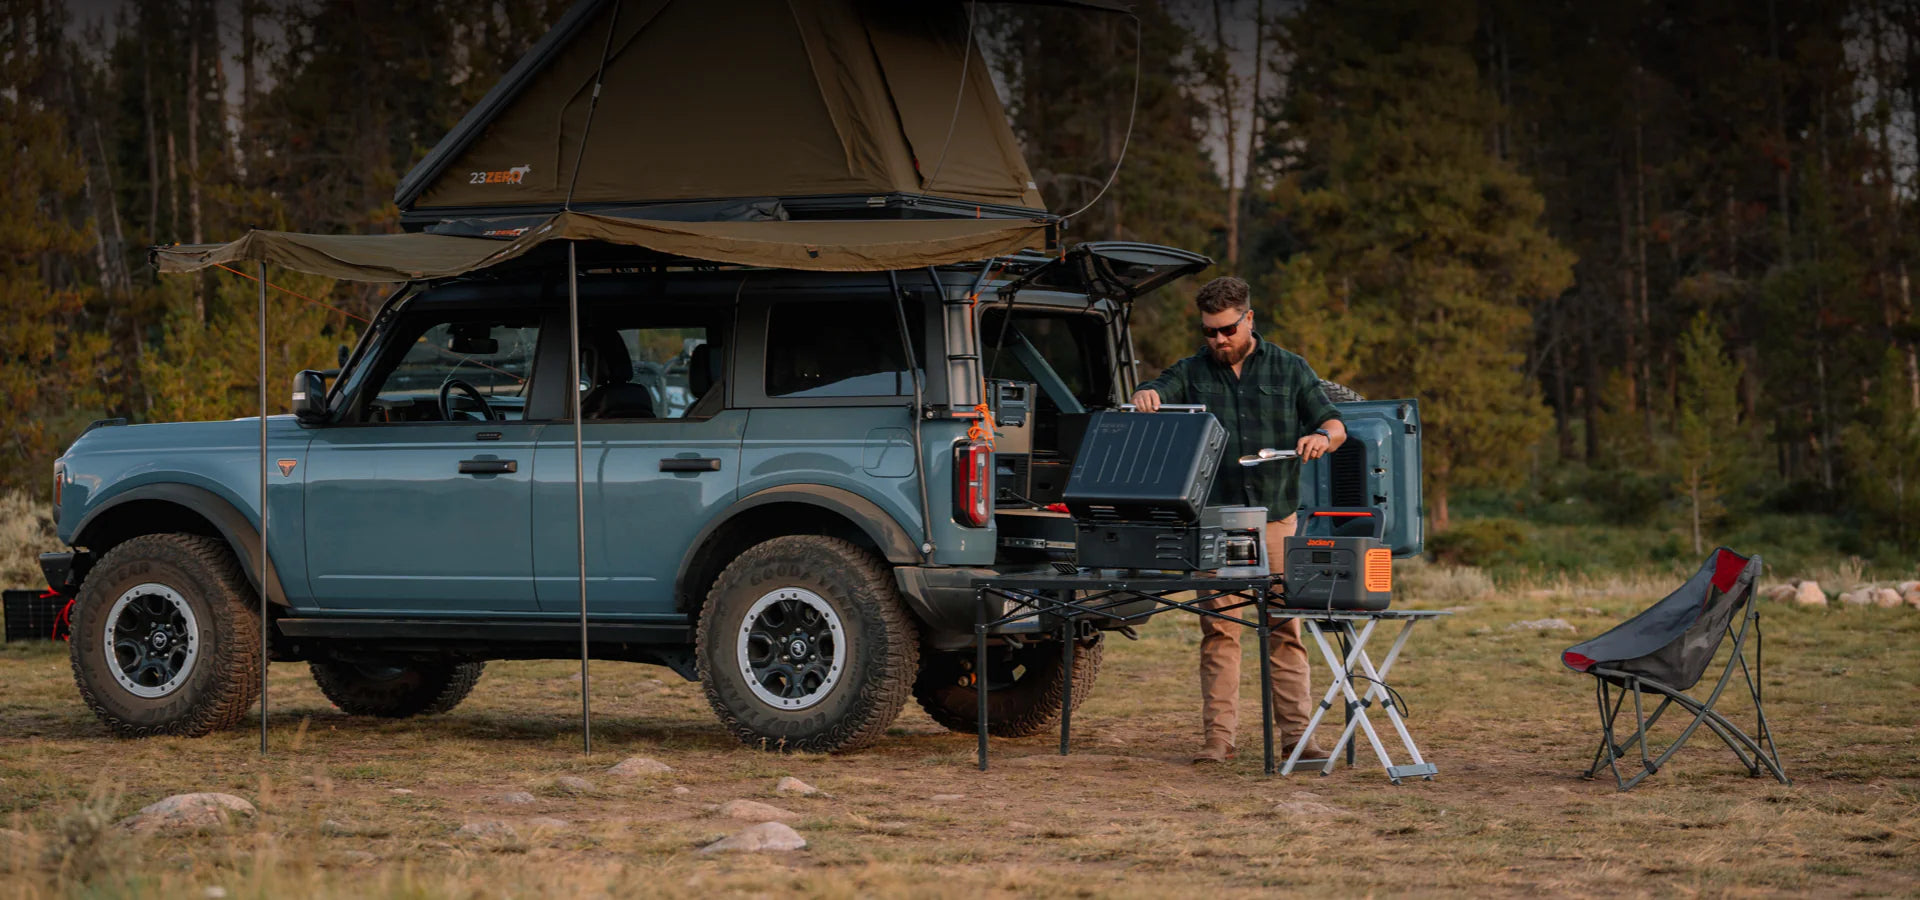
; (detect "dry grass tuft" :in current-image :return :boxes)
[0,490,55,589]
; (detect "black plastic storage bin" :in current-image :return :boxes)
[4,590,66,642]
[1063,411,1227,523]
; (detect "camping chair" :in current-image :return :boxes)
[1562,548,1789,791]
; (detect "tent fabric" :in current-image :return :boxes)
[151,212,1051,281]
[397,0,1046,216]
[1562,548,1760,691]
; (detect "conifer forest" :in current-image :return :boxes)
[6,0,1920,564]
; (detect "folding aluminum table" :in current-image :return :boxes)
[971,572,1282,772]
[1268,609,1451,785]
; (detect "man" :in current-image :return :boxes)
[1131,275,1347,764]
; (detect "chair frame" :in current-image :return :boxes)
[1583,594,1789,791]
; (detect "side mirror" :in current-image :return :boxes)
[292,370,328,423]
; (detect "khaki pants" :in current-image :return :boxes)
[1198,516,1311,747]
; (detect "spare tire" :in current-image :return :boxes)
[310,659,484,718]
[913,637,1103,737]
[1319,380,1365,403]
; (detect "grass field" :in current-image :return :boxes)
[1,565,1917,898]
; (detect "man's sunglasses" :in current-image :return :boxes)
[1201,309,1249,339]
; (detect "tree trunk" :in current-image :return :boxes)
[1239,0,1265,266]
[185,0,205,321]
[1213,0,1239,266]
[1634,105,1653,435]
[144,34,160,243]
[1616,165,1637,415]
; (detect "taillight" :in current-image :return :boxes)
[52,462,63,517]
[953,442,991,527]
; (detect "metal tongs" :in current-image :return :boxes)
[1238,447,1299,467]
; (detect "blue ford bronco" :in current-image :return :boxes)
[43,242,1420,752]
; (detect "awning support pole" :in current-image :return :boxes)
[887,271,934,558]
[570,241,591,755]
[257,261,270,755]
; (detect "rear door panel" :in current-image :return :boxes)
[1297,398,1424,557]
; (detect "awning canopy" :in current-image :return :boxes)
[151,212,1053,282]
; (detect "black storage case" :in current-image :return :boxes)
[1063,411,1227,523]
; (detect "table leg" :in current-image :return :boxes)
[976,589,989,772]
[1316,621,1401,781]
[1059,605,1074,756]
[1282,620,1349,776]
[1257,591,1275,775]
[1349,619,1436,780]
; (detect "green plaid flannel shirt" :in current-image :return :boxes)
[1136,334,1342,520]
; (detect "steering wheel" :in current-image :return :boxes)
[438,378,496,421]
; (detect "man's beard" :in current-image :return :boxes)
[1211,338,1253,366]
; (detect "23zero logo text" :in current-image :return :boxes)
[468,164,532,185]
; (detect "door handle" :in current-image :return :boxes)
[659,457,722,472]
[458,458,517,475]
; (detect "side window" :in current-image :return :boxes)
[580,327,710,419]
[765,299,925,398]
[364,319,540,422]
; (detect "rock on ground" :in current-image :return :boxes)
[1873,588,1904,609]
[1507,618,1575,633]
[118,793,256,834]
[553,776,593,794]
[700,822,806,853]
[526,817,570,829]
[1839,588,1875,606]
[1905,588,1920,609]
[454,821,518,842]
[608,757,673,778]
[499,791,537,805]
[1794,581,1828,607]
[774,777,817,795]
[1761,584,1797,604]
[672,786,692,795]
[716,799,798,823]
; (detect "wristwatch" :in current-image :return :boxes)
[1313,428,1331,439]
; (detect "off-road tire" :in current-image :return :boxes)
[912,637,1104,737]
[696,535,919,753]
[68,533,262,737]
[309,660,485,718]
[1318,380,1365,403]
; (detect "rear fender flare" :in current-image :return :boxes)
[675,484,920,612]
[72,483,292,608]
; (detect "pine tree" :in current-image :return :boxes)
[1843,351,1920,550]
[1672,314,1747,553]
[0,0,104,492]
[1266,0,1574,529]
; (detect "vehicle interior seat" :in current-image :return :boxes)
[686,340,724,417]
[580,332,656,419]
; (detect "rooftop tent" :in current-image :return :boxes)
[394,0,1081,226]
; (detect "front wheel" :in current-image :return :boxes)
[695,536,919,753]
[913,638,1103,737]
[68,534,263,737]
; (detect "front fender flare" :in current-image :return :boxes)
[72,483,293,608]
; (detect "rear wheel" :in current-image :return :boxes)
[309,659,485,718]
[696,535,919,753]
[913,637,1103,737]
[69,534,262,737]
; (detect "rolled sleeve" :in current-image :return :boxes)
[1296,359,1342,426]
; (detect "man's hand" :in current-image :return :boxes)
[1130,388,1162,413]
[1295,432,1332,461]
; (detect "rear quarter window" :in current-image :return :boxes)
[765,299,925,398]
